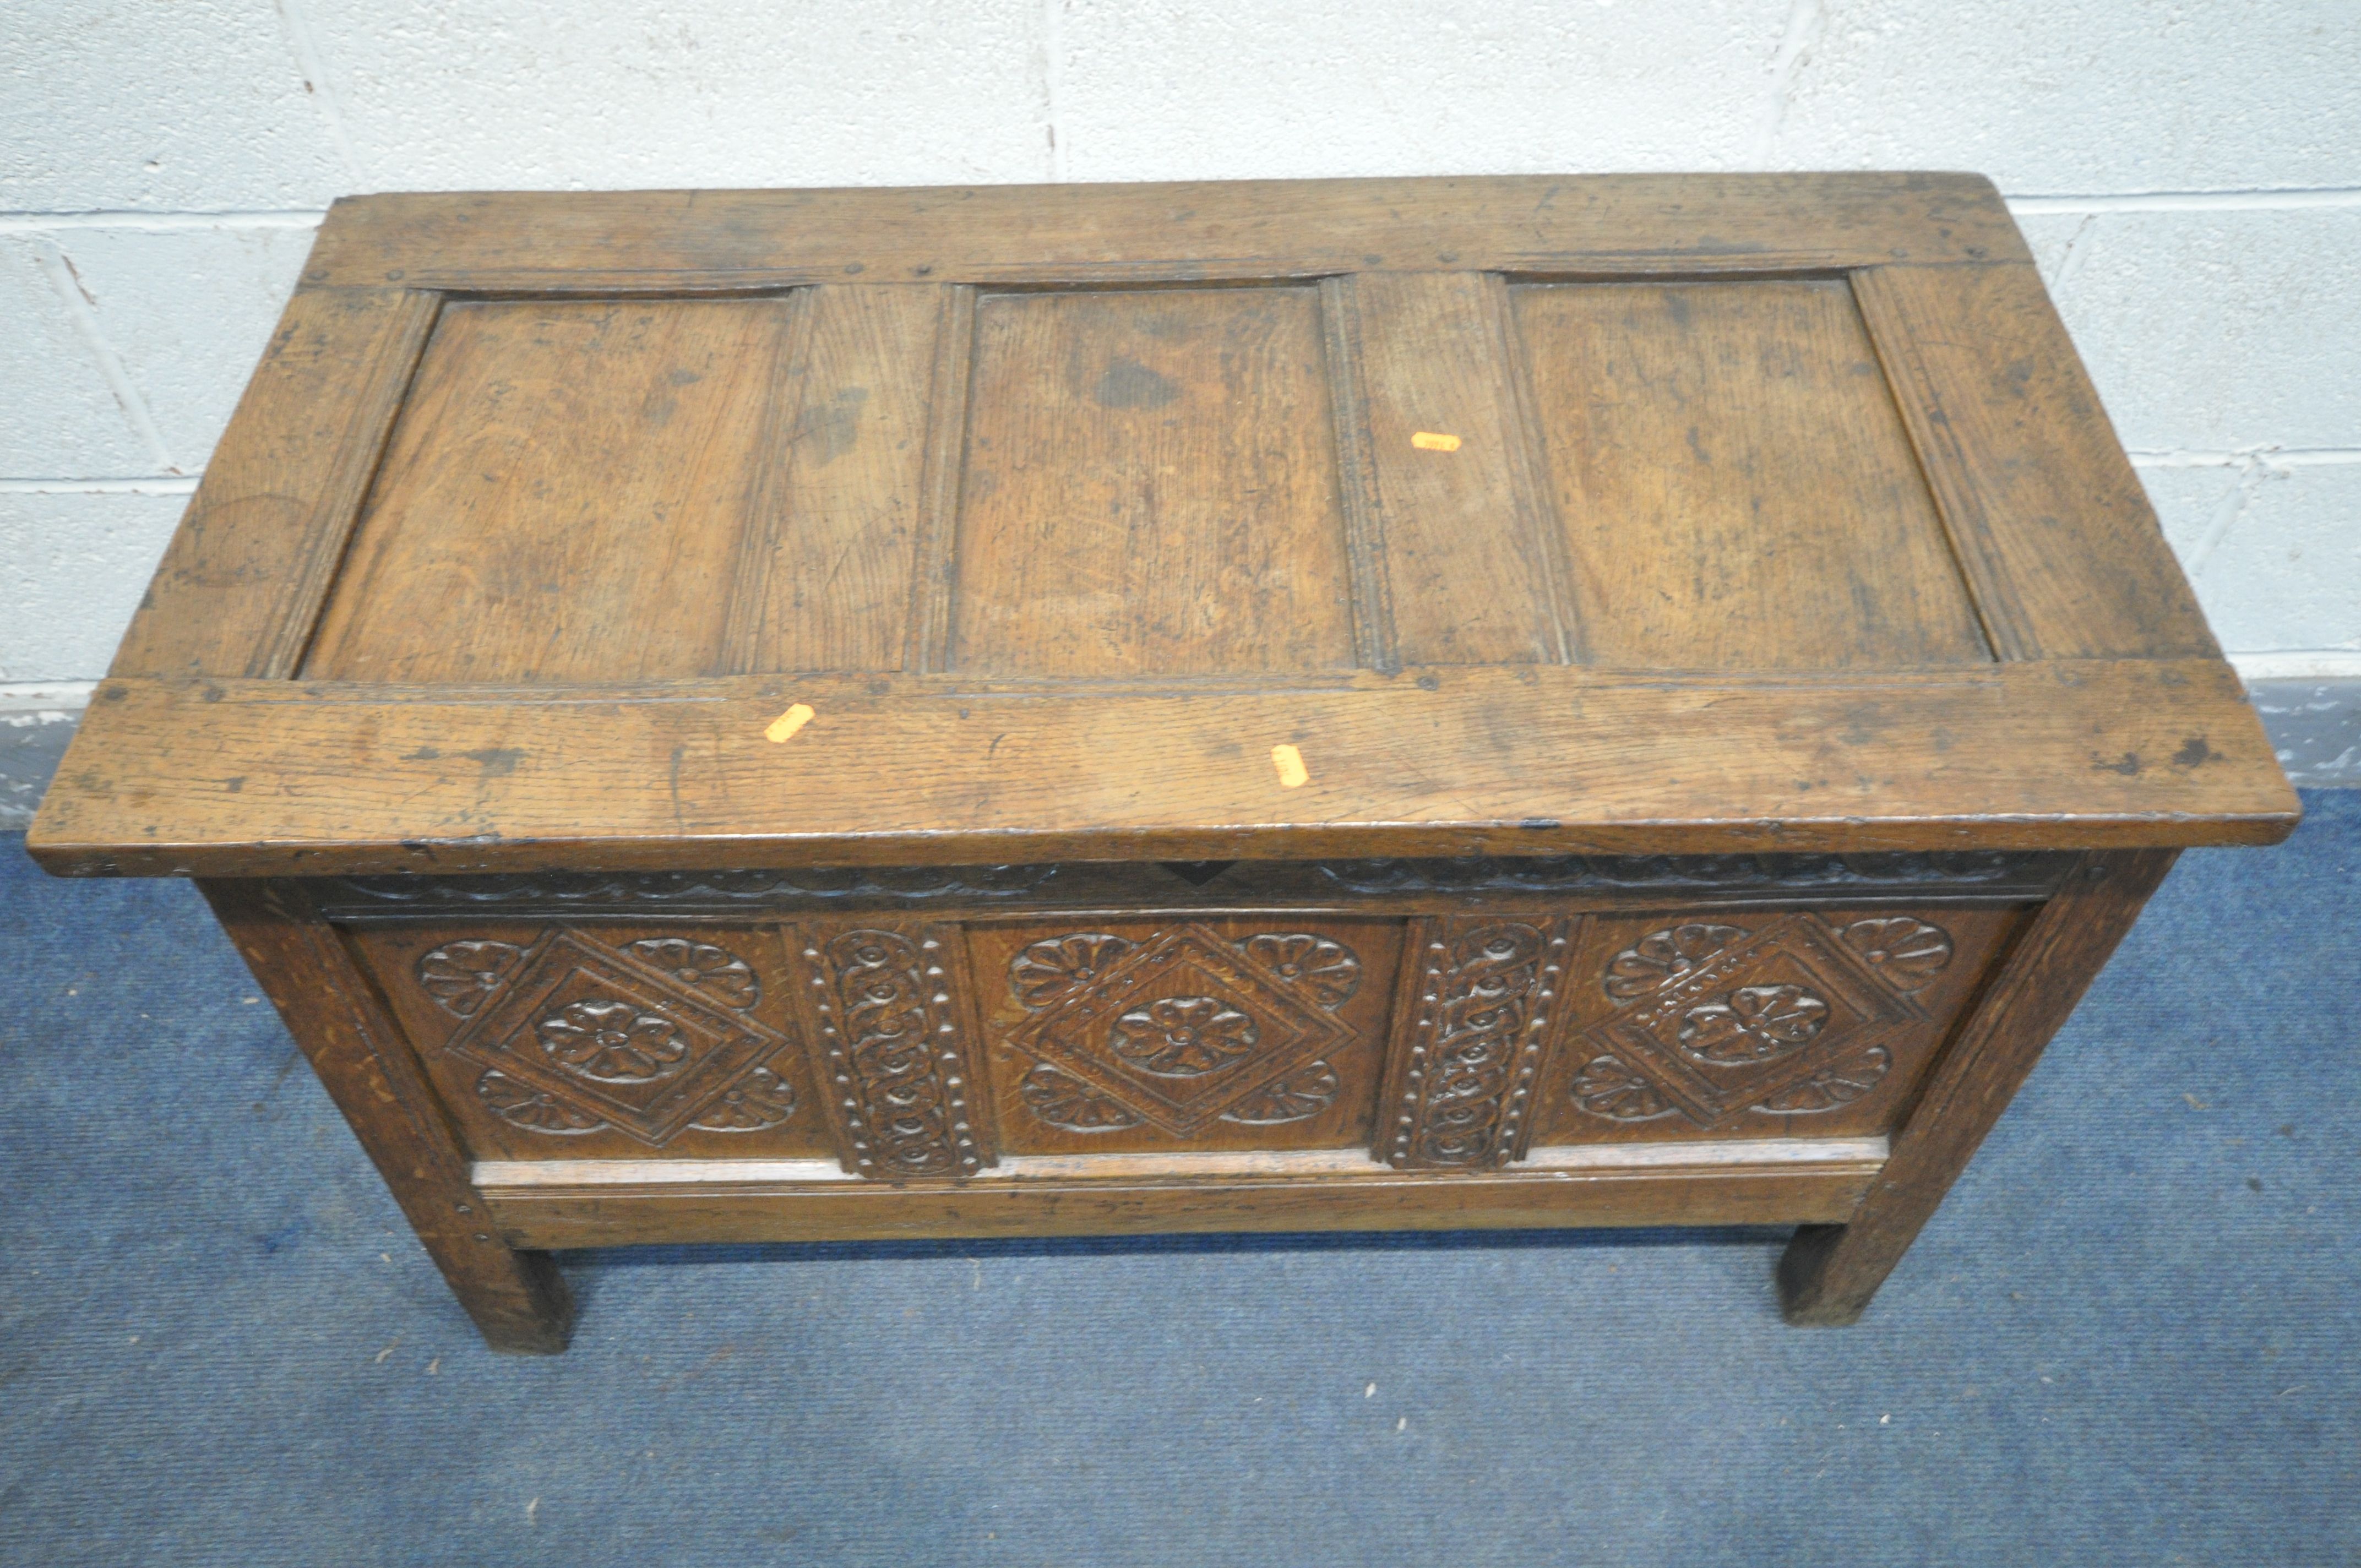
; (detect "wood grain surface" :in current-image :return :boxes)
[31,658,2295,876]
[1515,277,1992,669]
[46,173,2304,1347]
[478,1155,1882,1249]
[298,173,2031,291]
[303,297,799,682]
[65,172,2270,875]
[203,880,575,1352]
[1329,270,1572,667]
[1852,263,2218,661]
[110,288,439,679]
[949,286,1356,676]
[720,285,949,673]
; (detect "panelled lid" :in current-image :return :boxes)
[30,174,2298,875]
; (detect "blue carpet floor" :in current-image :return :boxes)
[2,798,2356,1566]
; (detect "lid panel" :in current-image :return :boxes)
[1851,263,2217,660]
[946,285,1358,678]
[1333,270,1571,667]
[1514,277,1993,670]
[725,284,949,676]
[45,176,2291,874]
[304,297,798,683]
[108,287,440,680]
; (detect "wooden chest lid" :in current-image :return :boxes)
[30,174,2298,876]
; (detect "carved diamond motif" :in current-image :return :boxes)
[444,929,786,1145]
[1003,924,1351,1137]
[1575,915,1923,1128]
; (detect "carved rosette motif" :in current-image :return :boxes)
[1603,923,1750,1000]
[1568,1054,1675,1123]
[1019,1064,1143,1132]
[536,999,692,1083]
[1238,933,1361,1006]
[422,928,801,1145]
[476,1069,605,1134]
[807,927,983,1178]
[1386,918,1572,1168]
[1570,913,1954,1126]
[1754,1045,1892,1113]
[1109,995,1261,1076]
[686,1064,799,1131]
[1221,1060,1343,1125]
[1837,918,1954,991]
[417,941,526,1018]
[1677,983,1830,1065]
[1010,934,1136,1008]
[1003,927,1357,1136]
[624,938,760,1009]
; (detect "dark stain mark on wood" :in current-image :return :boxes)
[1093,355,1180,409]
[801,385,870,463]
[460,747,524,776]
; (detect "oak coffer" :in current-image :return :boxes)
[28,175,2299,1352]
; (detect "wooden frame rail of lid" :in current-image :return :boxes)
[289,173,2034,292]
[33,658,2292,877]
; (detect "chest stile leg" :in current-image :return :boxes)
[1776,849,2180,1325]
[200,878,575,1353]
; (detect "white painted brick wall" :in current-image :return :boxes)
[3,0,2357,700]
[0,489,189,681]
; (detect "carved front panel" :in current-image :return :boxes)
[790,923,992,1179]
[345,922,835,1161]
[1379,916,1580,1169]
[1528,906,2028,1147]
[969,918,1402,1155]
[345,901,2027,1169]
